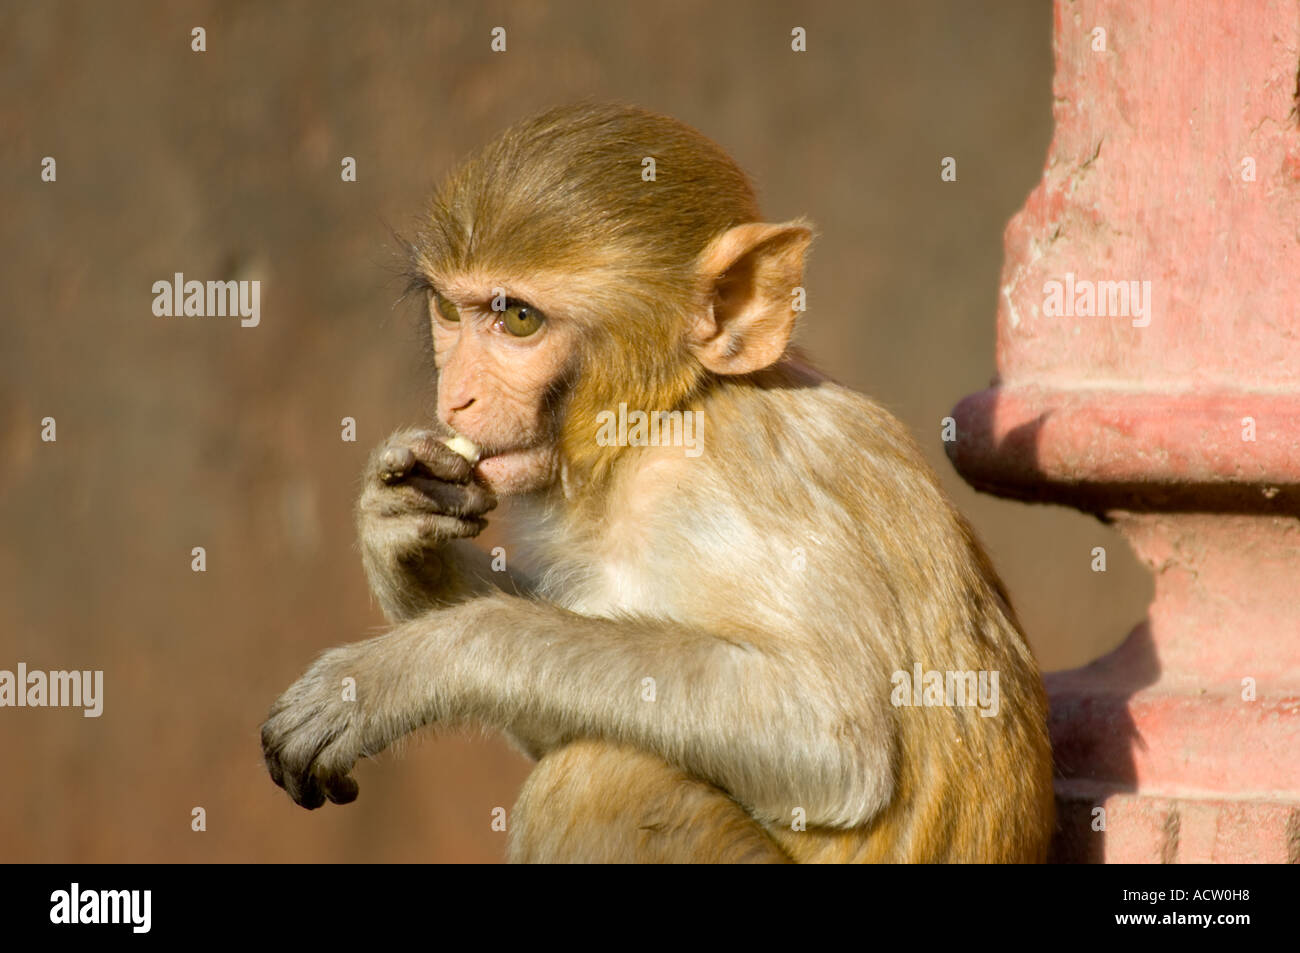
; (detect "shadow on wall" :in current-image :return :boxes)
[1046,622,1155,863]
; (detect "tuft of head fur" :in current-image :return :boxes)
[410,103,765,494]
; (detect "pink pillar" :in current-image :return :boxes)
[947,0,1300,862]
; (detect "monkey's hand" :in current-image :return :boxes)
[261,643,375,809]
[358,427,496,622]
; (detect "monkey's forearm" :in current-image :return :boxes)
[361,539,531,623]
[356,592,890,826]
[360,537,462,623]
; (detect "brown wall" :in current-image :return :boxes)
[0,0,1151,862]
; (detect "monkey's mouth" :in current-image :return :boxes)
[472,440,543,464]
[475,445,540,469]
[473,444,556,495]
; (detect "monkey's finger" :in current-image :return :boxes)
[407,475,496,516]
[270,733,331,809]
[320,770,360,805]
[378,446,417,484]
[372,477,495,519]
[261,725,288,788]
[264,750,286,789]
[412,513,488,541]
[285,768,326,810]
[386,517,486,571]
[404,431,477,484]
[372,431,474,486]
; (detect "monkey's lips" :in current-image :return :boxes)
[474,444,557,495]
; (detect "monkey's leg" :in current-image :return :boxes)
[507,740,792,864]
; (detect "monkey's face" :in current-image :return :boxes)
[428,271,581,496]
[409,104,811,497]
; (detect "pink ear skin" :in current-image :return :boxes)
[690,221,814,375]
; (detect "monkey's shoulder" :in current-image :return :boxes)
[710,375,940,488]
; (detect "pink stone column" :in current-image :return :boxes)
[946,0,1300,862]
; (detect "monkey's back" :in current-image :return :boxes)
[706,365,1055,862]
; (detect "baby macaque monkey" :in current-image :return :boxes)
[262,103,1055,863]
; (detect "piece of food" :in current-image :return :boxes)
[442,433,481,464]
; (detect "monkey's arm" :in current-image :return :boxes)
[357,428,536,622]
[261,590,892,827]
[363,536,536,622]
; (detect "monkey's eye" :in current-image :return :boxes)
[500,300,545,337]
[430,291,460,323]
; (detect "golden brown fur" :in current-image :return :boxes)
[262,103,1054,863]
[510,362,1054,862]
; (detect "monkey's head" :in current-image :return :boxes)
[407,102,812,496]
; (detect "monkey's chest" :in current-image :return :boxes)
[552,555,684,621]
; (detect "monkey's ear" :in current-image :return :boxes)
[690,221,813,375]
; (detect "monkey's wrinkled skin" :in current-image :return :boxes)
[262,103,1054,863]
